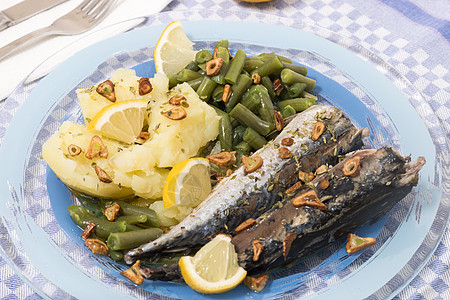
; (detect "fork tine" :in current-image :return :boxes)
[78,0,101,13]
[88,0,117,21]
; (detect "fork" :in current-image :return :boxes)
[0,0,117,60]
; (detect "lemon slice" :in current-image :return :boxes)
[154,20,196,74]
[179,234,247,294]
[162,158,211,209]
[87,99,148,144]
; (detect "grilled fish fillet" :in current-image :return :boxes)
[124,104,368,264]
[139,146,425,281]
[231,146,426,274]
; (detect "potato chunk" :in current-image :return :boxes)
[42,121,134,199]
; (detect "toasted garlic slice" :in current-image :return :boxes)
[235,218,257,233]
[292,190,326,210]
[252,240,264,262]
[311,121,325,141]
[121,260,144,285]
[244,274,269,292]
[343,156,361,177]
[346,233,376,254]
[96,79,116,102]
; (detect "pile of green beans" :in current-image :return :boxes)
[168,40,318,157]
[68,200,162,261]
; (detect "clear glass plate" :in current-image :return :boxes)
[0,10,447,300]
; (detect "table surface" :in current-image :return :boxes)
[0,0,448,299]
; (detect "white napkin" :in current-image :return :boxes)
[0,0,171,101]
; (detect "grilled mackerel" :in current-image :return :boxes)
[124,105,367,264]
[232,146,426,274]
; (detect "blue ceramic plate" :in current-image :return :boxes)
[0,10,447,300]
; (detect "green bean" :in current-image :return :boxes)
[229,103,271,136]
[225,73,252,112]
[211,47,230,85]
[243,57,264,73]
[115,215,147,225]
[184,61,199,71]
[196,76,218,101]
[109,249,124,261]
[107,228,163,251]
[125,224,145,232]
[300,91,318,101]
[287,82,307,98]
[282,63,308,76]
[235,140,252,153]
[261,76,276,100]
[241,69,251,77]
[211,74,226,85]
[277,88,293,101]
[186,76,204,90]
[230,116,239,128]
[232,125,247,147]
[215,40,229,49]
[210,105,239,128]
[278,98,316,112]
[67,205,127,238]
[197,63,206,71]
[257,53,292,64]
[212,85,224,102]
[243,127,268,150]
[219,114,233,152]
[280,69,316,91]
[195,50,213,64]
[167,73,179,89]
[255,85,275,127]
[251,56,283,78]
[265,130,280,142]
[240,90,260,112]
[225,49,246,85]
[215,47,230,64]
[115,200,159,228]
[281,105,297,118]
[177,69,203,82]
[234,150,246,166]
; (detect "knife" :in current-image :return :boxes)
[0,0,67,31]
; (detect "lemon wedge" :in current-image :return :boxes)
[87,99,148,144]
[162,157,211,209]
[179,234,247,294]
[154,20,196,74]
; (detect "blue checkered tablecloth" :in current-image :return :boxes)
[0,0,448,299]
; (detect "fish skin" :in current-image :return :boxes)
[124,105,367,264]
[231,146,426,274]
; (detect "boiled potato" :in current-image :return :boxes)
[42,121,134,199]
[146,82,220,168]
[44,71,219,208]
[76,69,169,124]
[43,121,171,200]
[110,81,219,175]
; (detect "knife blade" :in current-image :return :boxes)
[0,0,67,31]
